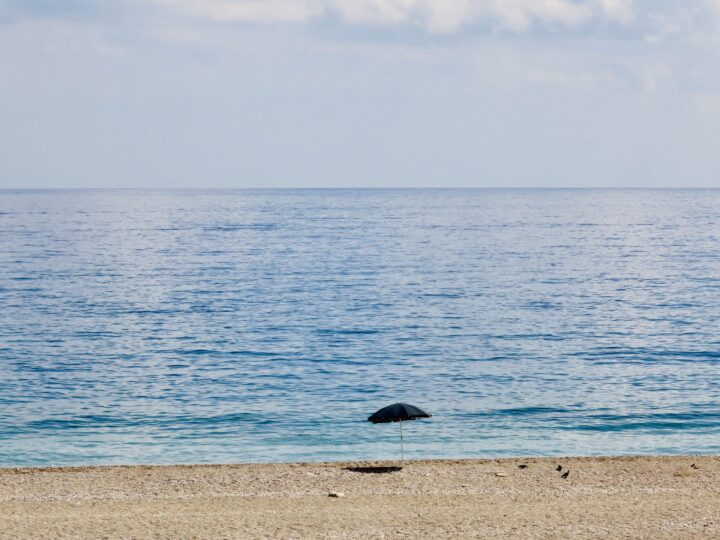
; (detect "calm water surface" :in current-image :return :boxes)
[1,189,719,466]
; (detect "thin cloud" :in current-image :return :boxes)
[152,0,321,23]
[152,0,636,32]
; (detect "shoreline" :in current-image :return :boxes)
[3,451,718,470]
[1,453,718,472]
[2,456,719,538]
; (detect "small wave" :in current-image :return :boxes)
[204,223,277,232]
[464,406,580,419]
[495,333,566,341]
[315,328,384,335]
[227,350,279,357]
[579,347,720,364]
[524,300,560,310]
[15,412,262,434]
[564,410,720,432]
[174,348,220,356]
[422,292,464,299]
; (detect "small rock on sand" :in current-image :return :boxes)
[328,492,345,498]
[495,472,508,478]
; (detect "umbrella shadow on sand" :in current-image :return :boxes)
[345,466,403,474]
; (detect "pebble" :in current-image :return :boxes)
[328,492,345,498]
[496,473,508,478]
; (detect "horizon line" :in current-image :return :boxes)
[2,186,720,191]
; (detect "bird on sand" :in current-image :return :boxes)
[518,464,528,469]
[561,470,570,479]
[556,465,562,472]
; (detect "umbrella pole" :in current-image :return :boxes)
[400,420,404,468]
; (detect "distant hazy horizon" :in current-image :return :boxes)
[2,186,720,191]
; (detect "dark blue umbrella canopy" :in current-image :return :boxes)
[368,403,431,424]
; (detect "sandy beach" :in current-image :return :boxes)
[1,456,719,539]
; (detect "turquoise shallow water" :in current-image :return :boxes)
[1,189,719,466]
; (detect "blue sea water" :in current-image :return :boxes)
[1,189,719,467]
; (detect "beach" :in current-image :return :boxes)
[2,456,719,539]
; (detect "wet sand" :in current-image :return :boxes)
[1,456,719,539]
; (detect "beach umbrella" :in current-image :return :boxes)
[368,403,431,468]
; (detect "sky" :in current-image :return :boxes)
[1,0,720,188]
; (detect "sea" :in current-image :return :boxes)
[1,189,719,467]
